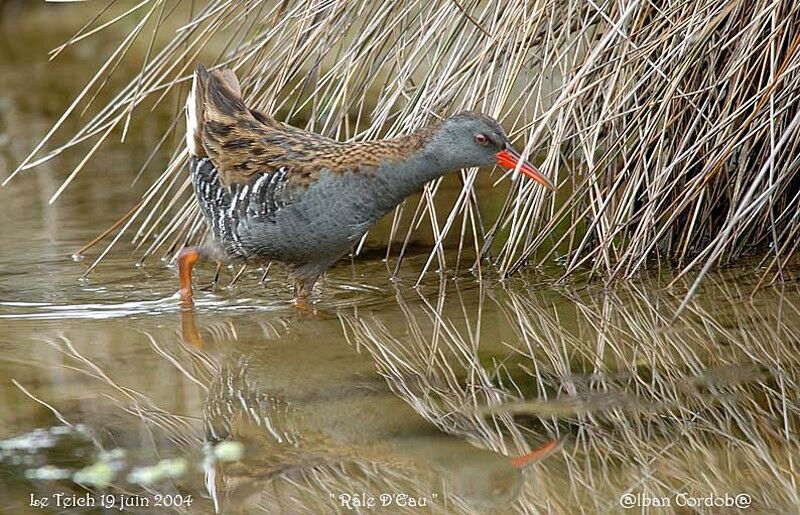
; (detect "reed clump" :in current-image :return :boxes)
[7,0,800,298]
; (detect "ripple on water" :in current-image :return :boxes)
[0,293,288,320]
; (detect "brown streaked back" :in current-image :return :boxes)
[197,67,439,189]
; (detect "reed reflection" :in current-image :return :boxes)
[5,269,796,513]
[180,302,555,514]
[337,272,800,512]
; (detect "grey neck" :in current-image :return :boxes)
[370,146,455,212]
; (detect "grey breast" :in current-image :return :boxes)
[241,169,390,265]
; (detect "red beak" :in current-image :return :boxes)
[496,144,556,191]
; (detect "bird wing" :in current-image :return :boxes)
[191,65,342,190]
[188,65,435,192]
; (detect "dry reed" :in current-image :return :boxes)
[5,0,800,304]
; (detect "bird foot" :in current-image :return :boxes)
[179,287,194,307]
[292,298,317,317]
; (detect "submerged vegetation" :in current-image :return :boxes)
[5,0,800,300]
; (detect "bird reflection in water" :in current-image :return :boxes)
[179,294,560,513]
[181,270,795,512]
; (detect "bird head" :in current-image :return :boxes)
[431,111,555,191]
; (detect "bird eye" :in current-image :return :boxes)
[474,133,488,145]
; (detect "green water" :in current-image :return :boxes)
[1,4,799,514]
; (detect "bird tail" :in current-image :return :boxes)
[185,65,208,158]
[186,64,261,162]
[186,64,250,156]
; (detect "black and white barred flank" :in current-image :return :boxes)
[189,157,290,258]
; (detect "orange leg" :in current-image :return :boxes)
[178,247,200,306]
